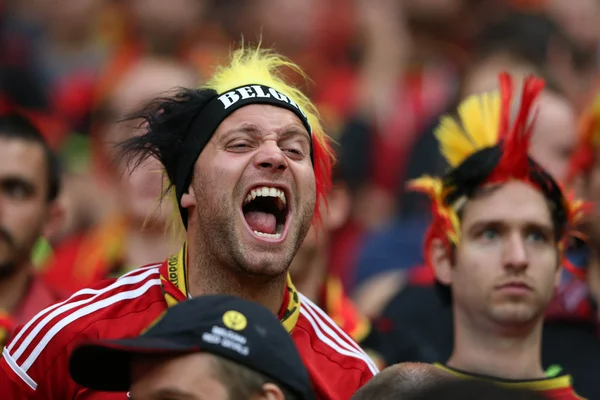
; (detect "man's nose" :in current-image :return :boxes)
[502,233,528,272]
[253,141,287,172]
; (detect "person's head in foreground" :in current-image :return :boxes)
[68,294,315,400]
[412,379,545,400]
[351,362,454,400]
[119,45,333,301]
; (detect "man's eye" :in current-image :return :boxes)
[480,229,498,240]
[284,148,303,156]
[228,142,252,151]
[2,182,30,199]
[526,231,547,242]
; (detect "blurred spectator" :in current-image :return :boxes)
[543,0,600,108]
[326,0,473,295]
[69,295,315,400]
[41,57,196,296]
[3,0,116,140]
[351,362,453,400]
[0,113,63,347]
[0,2,69,148]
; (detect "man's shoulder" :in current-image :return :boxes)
[1,265,166,393]
[293,292,379,379]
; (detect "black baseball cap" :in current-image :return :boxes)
[68,295,315,399]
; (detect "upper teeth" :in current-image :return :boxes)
[244,186,287,206]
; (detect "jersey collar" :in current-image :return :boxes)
[159,242,300,333]
[433,363,575,392]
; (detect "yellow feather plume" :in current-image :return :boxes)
[407,176,461,244]
[435,91,501,167]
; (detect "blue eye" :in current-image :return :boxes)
[526,231,545,242]
[481,229,498,240]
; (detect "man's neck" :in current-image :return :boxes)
[447,308,546,380]
[291,251,328,306]
[0,265,32,314]
[186,253,288,316]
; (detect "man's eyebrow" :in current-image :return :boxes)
[222,123,262,138]
[467,218,553,232]
[280,124,310,140]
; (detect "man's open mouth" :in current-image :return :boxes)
[242,186,289,239]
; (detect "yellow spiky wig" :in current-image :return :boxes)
[409,72,589,279]
[161,45,334,239]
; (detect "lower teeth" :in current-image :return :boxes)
[253,231,282,239]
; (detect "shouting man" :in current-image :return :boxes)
[0,47,378,399]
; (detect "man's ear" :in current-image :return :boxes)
[180,185,196,209]
[251,383,285,400]
[430,238,453,286]
[42,201,65,243]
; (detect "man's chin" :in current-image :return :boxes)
[489,303,541,326]
[235,252,293,280]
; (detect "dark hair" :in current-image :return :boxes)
[117,87,215,197]
[0,113,61,202]
[351,363,452,400]
[473,11,593,72]
[212,355,299,400]
[412,379,545,400]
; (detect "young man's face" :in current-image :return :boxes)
[184,104,316,277]
[434,181,560,327]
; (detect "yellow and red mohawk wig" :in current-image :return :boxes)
[409,72,589,278]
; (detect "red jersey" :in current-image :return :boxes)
[434,364,586,400]
[0,245,378,399]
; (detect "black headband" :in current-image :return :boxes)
[175,84,313,227]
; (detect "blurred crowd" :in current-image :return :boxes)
[1,0,600,398]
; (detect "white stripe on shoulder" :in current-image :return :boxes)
[299,293,379,374]
[299,304,379,376]
[299,293,371,354]
[21,278,161,372]
[8,267,160,361]
[2,348,37,390]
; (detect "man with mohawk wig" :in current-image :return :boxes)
[0,47,378,399]
[410,72,586,399]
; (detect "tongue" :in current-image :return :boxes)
[244,211,277,234]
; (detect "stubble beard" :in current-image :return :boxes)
[195,187,315,283]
